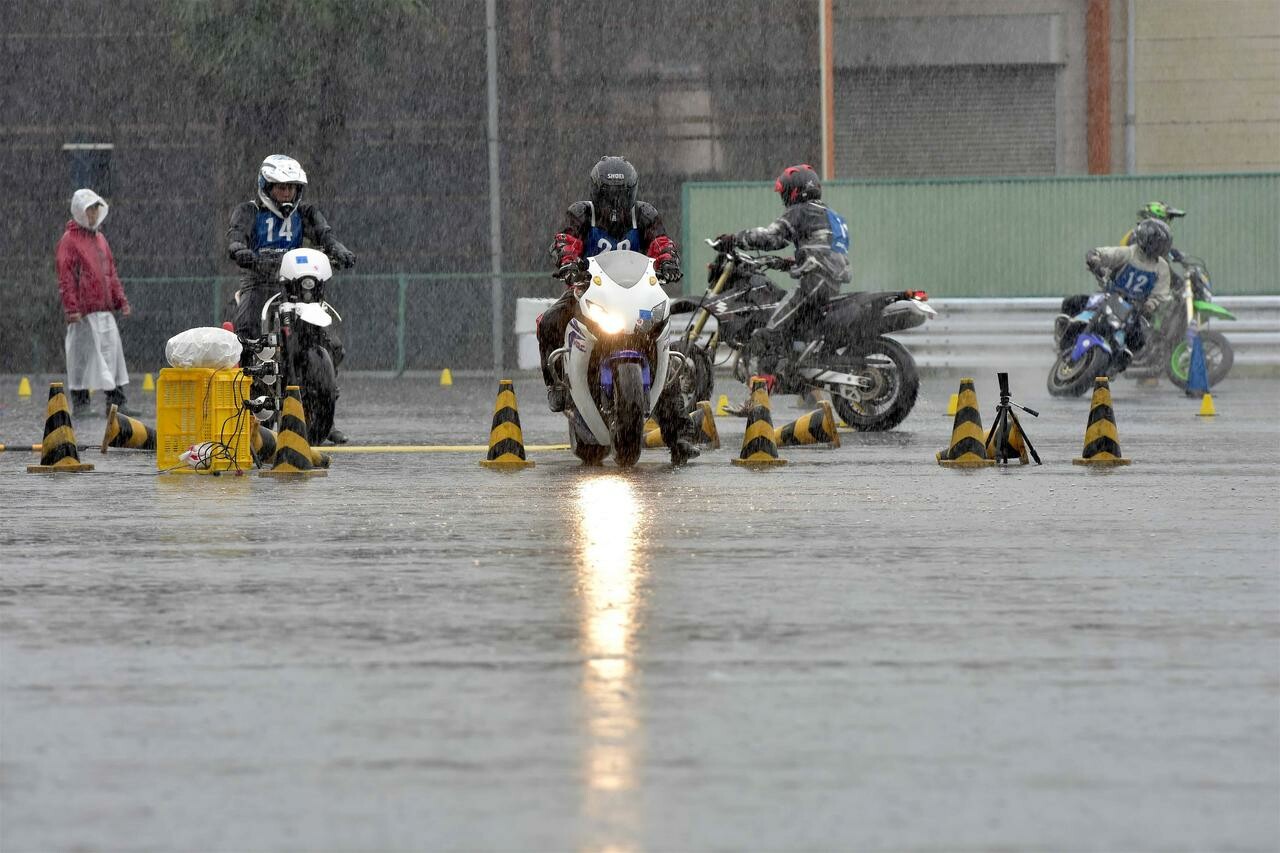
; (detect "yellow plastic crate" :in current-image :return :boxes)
[156,367,253,472]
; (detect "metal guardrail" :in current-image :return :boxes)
[515,295,1280,372]
[895,296,1280,369]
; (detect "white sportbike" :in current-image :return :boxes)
[548,250,692,466]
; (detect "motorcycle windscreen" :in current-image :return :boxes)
[294,302,333,327]
[592,251,651,289]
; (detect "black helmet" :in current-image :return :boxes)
[1133,218,1172,259]
[590,156,638,228]
[775,164,821,206]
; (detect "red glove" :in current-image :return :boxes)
[552,232,583,267]
[646,235,676,266]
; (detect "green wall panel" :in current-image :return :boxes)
[682,173,1280,297]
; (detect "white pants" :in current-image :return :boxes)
[65,311,129,391]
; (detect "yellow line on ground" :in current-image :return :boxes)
[324,444,570,454]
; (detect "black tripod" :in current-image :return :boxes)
[987,372,1042,465]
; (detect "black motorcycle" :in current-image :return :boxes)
[669,241,934,431]
[239,247,343,443]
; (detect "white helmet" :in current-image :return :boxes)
[257,154,308,217]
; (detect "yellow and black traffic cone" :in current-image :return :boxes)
[101,403,156,453]
[1074,376,1131,466]
[732,382,786,467]
[936,378,994,468]
[250,422,277,466]
[643,401,722,450]
[985,414,1029,465]
[944,392,958,417]
[747,376,774,410]
[775,400,841,448]
[259,386,326,477]
[252,422,330,469]
[27,382,93,473]
[480,379,534,469]
[692,400,720,449]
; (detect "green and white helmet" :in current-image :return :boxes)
[1136,201,1186,222]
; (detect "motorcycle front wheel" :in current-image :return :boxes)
[828,336,920,432]
[611,362,646,467]
[1047,346,1108,397]
[1166,330,1233,390]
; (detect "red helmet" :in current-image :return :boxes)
[775,164,821,207]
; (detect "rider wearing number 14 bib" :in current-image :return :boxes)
[537,155,682,413]
[225,154,356,443]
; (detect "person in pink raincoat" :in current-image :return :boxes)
[56,188,134,418]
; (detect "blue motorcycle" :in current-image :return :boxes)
[1047,281,1139,398]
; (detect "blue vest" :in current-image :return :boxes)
[1111,263,1157,301]
[826,208,850,255]
[586,225,641,257]
[252,210,303,252]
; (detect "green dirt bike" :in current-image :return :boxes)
[1127,253,1236,390]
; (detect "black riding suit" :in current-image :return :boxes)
[731,199,851,376]
[537,200,680,383]
[537,200,692,454]
[224,200,350,368]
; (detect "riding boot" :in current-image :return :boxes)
[105,386,139,417]
[70,389,91,419]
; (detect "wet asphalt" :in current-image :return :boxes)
[1,366,1277,852]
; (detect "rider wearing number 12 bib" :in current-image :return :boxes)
[1057,217,1173,362]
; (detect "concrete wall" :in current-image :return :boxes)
[834,0,1091,174]
[1111,0,1280,172]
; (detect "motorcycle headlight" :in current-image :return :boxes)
[584,300,626,334]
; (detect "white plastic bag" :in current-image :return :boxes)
[165,327,242,369]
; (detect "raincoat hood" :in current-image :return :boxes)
[70,188,108,231]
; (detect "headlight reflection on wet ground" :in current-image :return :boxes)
[573,475,647,847]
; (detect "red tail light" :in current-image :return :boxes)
[905,290,928,301]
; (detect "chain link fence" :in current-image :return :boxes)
[6,272,563,376]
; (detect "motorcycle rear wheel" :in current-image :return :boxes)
[612,362,646,467]
[828,337,920,432]
[298,347,338,444]
[1047,347,1108,397]
[1166,330,1233,390]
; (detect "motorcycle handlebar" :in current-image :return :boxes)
[704,239,794,271]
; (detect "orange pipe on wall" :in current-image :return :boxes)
[1086,0,1111,174]
[821,0,836,179]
